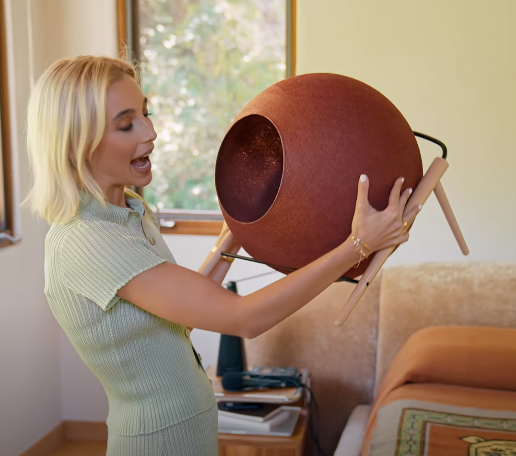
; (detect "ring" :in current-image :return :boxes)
[403,220,408,229]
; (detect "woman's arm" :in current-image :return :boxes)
[184,223,240,332]
[118,175,420,338]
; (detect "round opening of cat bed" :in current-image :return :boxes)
[215,114,284,223]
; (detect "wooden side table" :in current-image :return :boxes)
[206,366,308,456]
[218,411,307,456]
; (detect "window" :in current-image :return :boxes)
[118,0,295,235]
[0,0,14,248]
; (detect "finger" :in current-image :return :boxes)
[356,174,370,208]
[390,232,410,248]
[388,177,405,208]
[402,204,423,230]
[398,232,410,244]
[398,187,413,213]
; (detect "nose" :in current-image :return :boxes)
[143,118,157,143]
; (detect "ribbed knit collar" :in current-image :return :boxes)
[78,191,145,225]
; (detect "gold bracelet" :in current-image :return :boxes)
[350,235,371,251]
[350,235,370,268]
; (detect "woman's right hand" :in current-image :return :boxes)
[350,174,421,255]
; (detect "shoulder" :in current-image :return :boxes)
[46,217,82,252]
[48,218,141,256]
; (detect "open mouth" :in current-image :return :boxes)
[131,152,152,171]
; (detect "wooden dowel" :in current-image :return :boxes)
[434,182,469,255]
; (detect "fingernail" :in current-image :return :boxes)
[401,177,405,183]
[409,188,413,195]
[418,204,423,210]
[360,174,367,182]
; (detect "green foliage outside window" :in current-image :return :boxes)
[138,0,286,211]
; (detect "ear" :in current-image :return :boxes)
[461,436,485,444]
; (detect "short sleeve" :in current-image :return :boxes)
[60,221,167,311]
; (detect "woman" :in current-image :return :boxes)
[25,55,420,455]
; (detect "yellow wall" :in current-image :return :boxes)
[297,0,516,263]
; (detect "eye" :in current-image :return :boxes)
[120,123,134,132]
[144,111,153,118]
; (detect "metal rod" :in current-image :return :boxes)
[413,131,447,159]
[223,270,281,287]
[221,252,360,284]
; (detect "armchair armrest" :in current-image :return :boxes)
[334,404,372,456]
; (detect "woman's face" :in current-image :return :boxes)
[89,74,157,197]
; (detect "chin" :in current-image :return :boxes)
[142,173,153,187]
[129,172,153,188]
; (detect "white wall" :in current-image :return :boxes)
[0,1,61,455]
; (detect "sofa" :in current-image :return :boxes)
[244,262,516,455]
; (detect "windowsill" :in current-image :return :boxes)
[160,220,223,236]
[156,209,224,236]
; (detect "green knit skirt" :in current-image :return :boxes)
[106,403,218,456]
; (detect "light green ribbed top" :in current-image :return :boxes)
[44,193,216,436]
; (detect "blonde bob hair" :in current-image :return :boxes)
[25,55,146,225]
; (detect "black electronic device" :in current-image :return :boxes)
[218,402,263,411]
[221,370,301,392]
[218,402,285,422]
[216,281,247,376]
[250,366,301,378]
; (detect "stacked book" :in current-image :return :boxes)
[217,402,301,436]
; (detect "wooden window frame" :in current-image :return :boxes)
[0,0,14,248]
[116,0,296,236]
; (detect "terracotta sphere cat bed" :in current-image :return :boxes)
[215,73,468,323]
[215,73,423,278]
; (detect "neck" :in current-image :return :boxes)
[103,184,128,208]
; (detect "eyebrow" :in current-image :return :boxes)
[113,97,148,121]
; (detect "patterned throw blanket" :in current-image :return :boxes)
[360,327,516,456]
[369,399,516,456]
